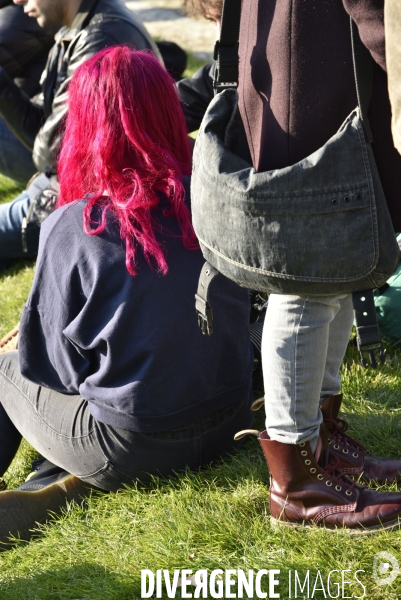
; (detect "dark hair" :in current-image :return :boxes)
[183,0,223,19]
[57,46,196,276]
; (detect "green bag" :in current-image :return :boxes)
[374,234,401,342]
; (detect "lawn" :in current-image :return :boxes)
[1,341,401,599]
[1,104,401,599]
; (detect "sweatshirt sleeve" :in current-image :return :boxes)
[18,205,94,393]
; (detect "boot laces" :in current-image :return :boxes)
[321,452,357,494]
[324,417,366,455]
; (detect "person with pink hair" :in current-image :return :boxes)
[0,46,254,548]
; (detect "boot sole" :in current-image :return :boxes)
[0,474,90,548]
[270,516,401,536]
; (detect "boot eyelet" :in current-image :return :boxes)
[353,453,359,458]
[310,468,316,473]
[301,450,308,456]
[333,444,340,450]
[326,481,333,487]
[317,474,324,480]
[305,459,311,465]
[343,449,349,454]
[346,490,352,496]
[335,485,342,491]
[299,442,305,447]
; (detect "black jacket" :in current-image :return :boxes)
[177,62,214,132]
[0,1,55,97]
[0,0,161,175]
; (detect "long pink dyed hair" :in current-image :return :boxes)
[57,46,196,275]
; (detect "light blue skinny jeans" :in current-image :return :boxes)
[262,293,354,450]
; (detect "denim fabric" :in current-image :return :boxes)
[0,352,253,492]
[0,172,49,259]
[191,89,399,295]
[0,117,36,185]
[261,294,354,448]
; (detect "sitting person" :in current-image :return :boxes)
[0,46,254,546]
[0,0,161,265]
[0,0,55,97]
[0,0,56,183]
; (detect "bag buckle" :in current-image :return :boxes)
[213,81,237,94]
[356,340,385,369]
[195,262,220,336]
[195,294,213,335]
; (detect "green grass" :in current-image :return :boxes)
[183,53,209,79]
[1,110,401,598]
[1,373,401,599]
[2,269,401,599]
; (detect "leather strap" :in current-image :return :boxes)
[352,290,384,368]
[195,261,220,335]
[213,0,241,92]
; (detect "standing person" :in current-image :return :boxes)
[0,47,254,546]
[0,0,161,265]
[236,0,401,530]
[0,1,56,184]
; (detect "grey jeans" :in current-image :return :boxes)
[0,352,253,492]
[262,293,354,449]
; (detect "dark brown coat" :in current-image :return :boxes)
[238,0,401,230]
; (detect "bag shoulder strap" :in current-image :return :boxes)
[351,23,385,367]
[351,19,374,141]
[213,0,241,92]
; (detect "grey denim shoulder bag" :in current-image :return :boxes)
[191,0,400,367]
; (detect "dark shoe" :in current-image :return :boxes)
[321,394,401,483]
[257,431,401,533]
[0,465,94,550]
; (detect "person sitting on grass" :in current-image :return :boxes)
[0,46,254,548]
[0,0,161,271]
[0,0,56,183]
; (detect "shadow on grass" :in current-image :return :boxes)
[0,259,35,279]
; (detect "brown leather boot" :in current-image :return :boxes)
[257,431,401,533]
[0,467,96,550]
[321,394,401,483]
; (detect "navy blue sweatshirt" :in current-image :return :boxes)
[19,195,253,432]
